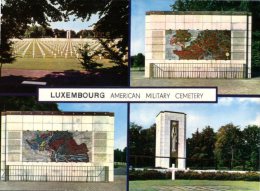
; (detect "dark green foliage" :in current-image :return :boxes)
[114,148,127,163]
[129,123,156,167]
[131,53,145,68]
[77,44,102,70]
[130,122,260,171]
[0,96,59,111]
[129,170,260,181]
[187,126,216,169]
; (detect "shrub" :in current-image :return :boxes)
[129,170,260,181]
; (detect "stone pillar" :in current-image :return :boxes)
[67,30,71,39]
[155,111,186,169]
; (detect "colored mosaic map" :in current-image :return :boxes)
[165,30,231,60]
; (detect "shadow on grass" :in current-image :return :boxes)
[0,66,128,94]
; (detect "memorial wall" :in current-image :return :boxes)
[145,11,252,78]
[1,111,114,182]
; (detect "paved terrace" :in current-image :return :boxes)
[131,71,260,95]
[0,175,126,191]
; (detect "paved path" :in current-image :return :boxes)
[153,186,231,191]
[0,175,126,191]
[131,71,260,95]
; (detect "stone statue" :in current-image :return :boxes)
[171,121,178,152]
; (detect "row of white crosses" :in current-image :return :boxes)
[11,38,111,60]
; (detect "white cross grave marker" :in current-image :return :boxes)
[169,164,176,180]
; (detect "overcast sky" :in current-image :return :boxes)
[130,98,260,138]
[58,103,127,150]
[131,0,174,55]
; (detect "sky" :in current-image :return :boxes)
[131,0,174,55]
[130,97,260,138]
[50,14,99,33]
[58,103,127,150]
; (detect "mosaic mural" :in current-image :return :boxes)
[165,30,231,60]
[23,131,91,162]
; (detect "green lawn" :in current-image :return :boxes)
[3,57,116,71]
[129,180,260,191]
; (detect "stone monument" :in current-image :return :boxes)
[155,111,186,169]
[1,111,114,182]
[145,11,252,79]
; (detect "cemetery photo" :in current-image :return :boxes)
[0,97,127,191]
[0,0,129,94]
[129,99,260,191]
[131,0,260,95]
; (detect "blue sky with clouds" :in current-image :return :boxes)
[130,98,260,138]
[58,103,127,150]
[131,0,174,55]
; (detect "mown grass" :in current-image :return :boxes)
[129,180,260,191]
[3,57,116,71]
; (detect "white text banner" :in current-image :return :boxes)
[38,88,217,102]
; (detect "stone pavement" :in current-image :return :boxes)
[0,175,126,191]
[131,71,260,95]
[153,186,231,191]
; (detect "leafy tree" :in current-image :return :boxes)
[114,148,127,162]
[187,126,216,169]
[94,0,129,67]
[131,53,145,68]
[129,122,155,167]
[215,123,243,169]
[241,125,260,170]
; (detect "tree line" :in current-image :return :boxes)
[129,122,260,171]
[23,25,112,38]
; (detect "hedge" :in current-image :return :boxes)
[129,170,260,181]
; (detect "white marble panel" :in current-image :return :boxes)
[212,15,221,22]
[202,22,212,30]
[62,115,73,123]
[150,15,166,22]
[166,15,176,23]
[148,23,166,30]
[93,116,110,124]
[184,15,194,22]
[42,123,52,131]
[221,15,231,22]
[202,15,212,22]
[42,115,53,124]
[166,23,176,29]
[52,116,63,123]
[23,115,34,123]
[33,123,43,131]
[52,123,62,131]
[175,22,185,29]
[93,124,109,131]
[23,123,34,131]
[232,15,247,23]
[232,23,247,30]
[34,115,43,123]
[7,115,22,123]
[175,15,185,23]
[7,123,23,130]
[82,116,92,123]
[62,123,72,131]
[81,124,92,131]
